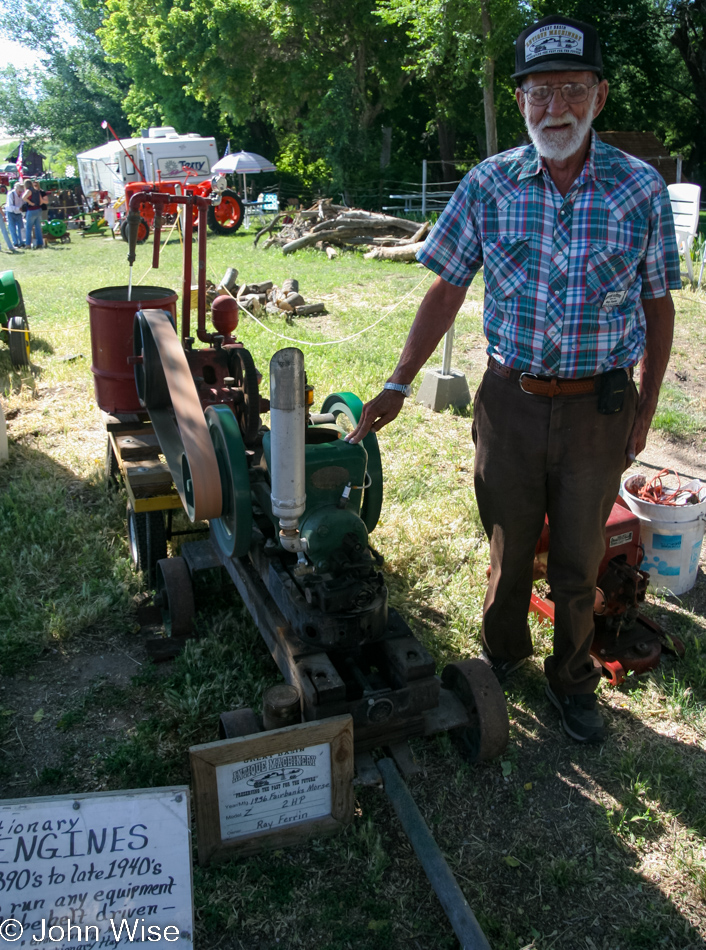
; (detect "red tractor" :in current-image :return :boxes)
[121,177,244,244]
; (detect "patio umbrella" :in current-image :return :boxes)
[211,151,276,199]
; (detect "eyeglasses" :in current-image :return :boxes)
[522,82,599,106]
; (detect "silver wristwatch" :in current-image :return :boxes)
[383,381,412,397]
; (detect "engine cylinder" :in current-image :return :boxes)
[269,348,306,529]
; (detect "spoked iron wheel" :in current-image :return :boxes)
[441,658,509,762]
[126,503,167,587]
[155,557,195,638]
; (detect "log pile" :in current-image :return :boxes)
[206,271,327,318]
[255,199,429,261]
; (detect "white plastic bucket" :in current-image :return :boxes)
[638,512,706,596]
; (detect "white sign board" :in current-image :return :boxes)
[216,742,332,840]
[0,788,192,949]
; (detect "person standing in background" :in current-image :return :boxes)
[5,182,25,248]
[22,179,46,249]
[0,204,17,253]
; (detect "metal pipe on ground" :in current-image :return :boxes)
[376,757,491,950]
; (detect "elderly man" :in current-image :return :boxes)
[347,15,681,743]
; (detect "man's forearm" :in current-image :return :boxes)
[388,275,468,384]
[626,292,675,460]
[638,293,675,415]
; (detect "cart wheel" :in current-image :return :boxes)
[155,557,195,638]
[105,436,121,488]
[441,658,509,762]
[127,503,167,586]
[7,315,30,367]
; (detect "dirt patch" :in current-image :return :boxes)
[0,628,147,797]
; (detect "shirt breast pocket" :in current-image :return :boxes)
[483,237,530,301]
[586,244,640,307]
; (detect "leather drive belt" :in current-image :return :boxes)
[141,309,223,522]
[487,356,596,397]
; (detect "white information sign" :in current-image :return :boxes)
[0,788,192,950]
[216,743,332,840]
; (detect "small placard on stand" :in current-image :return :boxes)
[190,714,353,864]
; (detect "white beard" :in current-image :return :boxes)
[525,99,596,161]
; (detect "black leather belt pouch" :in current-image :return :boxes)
[596,368,628,414]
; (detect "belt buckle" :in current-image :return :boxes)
[519,372,539,394]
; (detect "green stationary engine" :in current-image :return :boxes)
[201,350,386,651]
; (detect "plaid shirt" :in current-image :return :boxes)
[418,132,681,377]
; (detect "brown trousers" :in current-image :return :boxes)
[472,368,638,694]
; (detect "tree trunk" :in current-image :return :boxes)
[364,242,426,261]
[437,119,457,182]
[480,0,498,158]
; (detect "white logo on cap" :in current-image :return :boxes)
[525,25,584,62]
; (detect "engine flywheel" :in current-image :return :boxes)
[320,391,383,533]
[205,404,253,558]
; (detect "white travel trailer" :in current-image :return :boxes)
[77,127,219,202]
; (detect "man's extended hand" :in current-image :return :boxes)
[345,390,406,444]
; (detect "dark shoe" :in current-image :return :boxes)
[545,683,606,743]
[481,651,526,685]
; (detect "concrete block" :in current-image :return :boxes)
[415,368,470,412]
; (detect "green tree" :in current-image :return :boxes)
[0,0,130,156]
[375,0,528,172]
[100,0,412,193]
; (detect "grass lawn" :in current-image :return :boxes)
[1,226,706,949]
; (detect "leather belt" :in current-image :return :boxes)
[487,357,632,397]
[142,309,223,521]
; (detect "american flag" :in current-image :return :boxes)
[16,141,23,181]
[224,140,231,156]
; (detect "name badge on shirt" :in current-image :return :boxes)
[601,290,628,309]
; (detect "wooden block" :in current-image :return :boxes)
[381,636,436,685]
[124,458,173,495]
[102,410,150,432]
[295,653,347,705]
[354,750,382,787]
[116,431,161,460]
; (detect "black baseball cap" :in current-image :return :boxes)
[513,15,603,80]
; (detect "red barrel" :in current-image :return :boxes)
[87,285,178,414]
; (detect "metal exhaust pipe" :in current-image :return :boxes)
[269,348,306,552]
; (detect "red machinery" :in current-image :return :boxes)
[529,496,685,685]
[100,121,244,243]
[122,178,244,243]
[126,188,261,433]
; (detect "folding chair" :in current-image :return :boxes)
[667,183,701,285]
